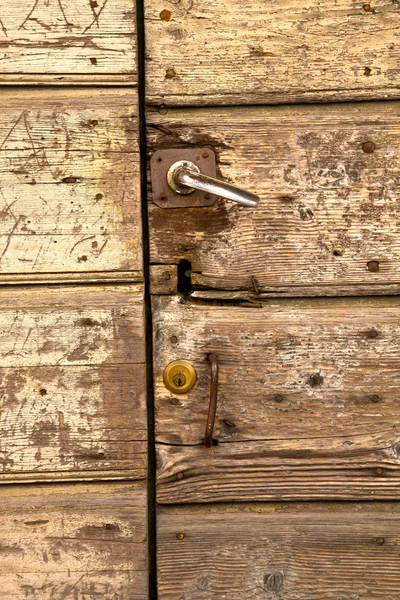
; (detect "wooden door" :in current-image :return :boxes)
[146,1,400,597]
[0,5,148,598]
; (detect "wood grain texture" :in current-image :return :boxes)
[149,102,400,295]
[158,503,400,599]
[0,481,147,599]
[150,264,178,295]
[0,1,136,83]
[146,0,400,106]
[0,88,141,281]
[0,283,146,482]
[154,295,400,503]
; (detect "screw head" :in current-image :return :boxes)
[177,533,185,540]
[160,9,172,20]
[376,537,385,545]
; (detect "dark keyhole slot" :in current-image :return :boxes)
[177,259,193,293]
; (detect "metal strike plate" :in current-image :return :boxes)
[150,147,217,208]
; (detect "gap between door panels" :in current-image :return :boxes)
[136,1,158,599]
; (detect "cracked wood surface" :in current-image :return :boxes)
[0,481,147,599]
[0,283,146,483]
[0,0,136,84]
[154,295,400,503]
[149,102,400,295]
[146,0,400,106]
[0,88,142,281]
[158,503,400,600]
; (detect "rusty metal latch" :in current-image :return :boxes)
[204,353,219,448]
[151,147,259,208]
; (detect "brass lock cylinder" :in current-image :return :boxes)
[163,360,197,394]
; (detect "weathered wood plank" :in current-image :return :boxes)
[0,283,146,482]
[149,102,400,295]
[158,503,400,599]
[0,481,147,599]
[154,295,400,502]
[0,1,136,83]
[0,88,141,280]
[146,0,400,106]
[150,264,178,295]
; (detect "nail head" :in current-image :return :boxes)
[367,260,380,272]
[362,141,375,153]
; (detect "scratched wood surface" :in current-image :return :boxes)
[0,0,136,84]
[0,88,141,280]
[158,503,400,599]
[154,295,400,503]
[0,481,147,599]
[146,0,400,106]
[0,283,146,483]
[149,102,400,295]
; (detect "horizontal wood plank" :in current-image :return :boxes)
[150,264,178,295]
[146,0,400,106]
[0,481,147,599]
[0,1,136,83]
[0,283,146,482]
[0,88,141,280]
[158,503,400,599]
[154,295,400,502]
[149,102,400,295]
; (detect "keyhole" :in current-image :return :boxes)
[173,373,186,388]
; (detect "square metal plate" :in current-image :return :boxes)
[150,147,217,208]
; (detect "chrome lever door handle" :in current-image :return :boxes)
[167,160,259,208]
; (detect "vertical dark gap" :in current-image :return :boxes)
[136,2,157,598]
